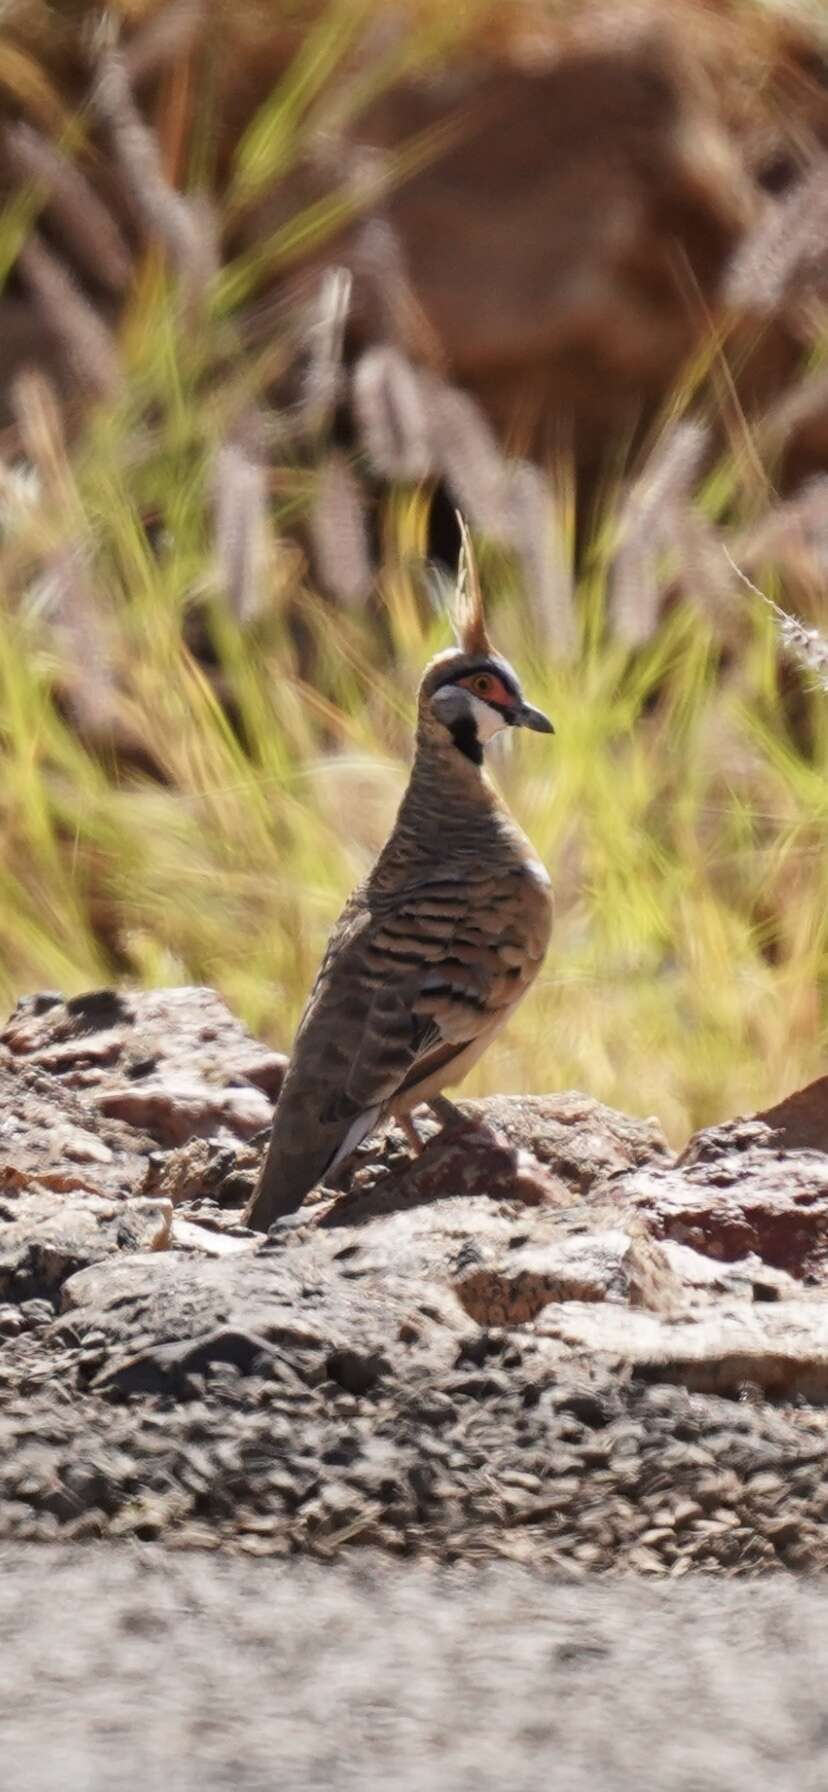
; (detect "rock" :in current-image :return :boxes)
[616,1076,828,1285]
[0,997,275,1294]
[320,1193,565,1286]
[532,1301,828,1403]
[9,2,828,506]
[326,1348,389,1397]
[455,1229,685,1327]
[625,1153,828,1282]
[451,1228,799,1331]
[18,1299,54,1326]
[325,1110,572,1226]
[659,1243,800,1304]
[96,1077,272,1147]
[681,1074,828,1163]
[0,1190,171,1299]
[0,1060,155,1202]
[755,1077,828,1155]
[146,1136,261,1209]
[2,985,828,1571]
[170,1217,258,1257]
[96,1327,280,1398]
[1,987,287,1145]
[57,1211,474,1383]
[459,1095,670,1195]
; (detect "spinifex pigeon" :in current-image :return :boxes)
[246,519,554,1230]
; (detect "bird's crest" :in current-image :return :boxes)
[453,514,492,656]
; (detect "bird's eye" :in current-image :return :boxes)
[472,674,493,696]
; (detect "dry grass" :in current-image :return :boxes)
[0,403,823,1143]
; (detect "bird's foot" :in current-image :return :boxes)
[427,1096,500,1150]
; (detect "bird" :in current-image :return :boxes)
[245,517,554,1231]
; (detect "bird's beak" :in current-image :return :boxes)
[515,702,554,734]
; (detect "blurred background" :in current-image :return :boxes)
[0,0,825,1141]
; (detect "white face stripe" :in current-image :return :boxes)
[465,691,508,741]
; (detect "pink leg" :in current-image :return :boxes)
[398,1111,426,1155]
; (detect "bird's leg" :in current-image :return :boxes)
[426,1095,467,1130]
[398,1098,478,1158]
[398,1111,427,1155]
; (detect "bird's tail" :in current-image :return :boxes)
[245,1103,381,1232]
[244,1132,314,1231]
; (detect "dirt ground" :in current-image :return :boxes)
[3,1546,828,1792]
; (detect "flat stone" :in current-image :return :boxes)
[171,1217,258,1257]
[659,1242,800,1303]
[532,1301,828,1403]
[58,1216,473,1380]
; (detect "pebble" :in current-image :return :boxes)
[19,1300,54,1327]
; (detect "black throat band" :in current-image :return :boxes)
[448,714,483,766]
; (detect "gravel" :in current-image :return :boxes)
[2,1312,827,1572]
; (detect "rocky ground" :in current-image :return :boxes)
[1,986,827,1573]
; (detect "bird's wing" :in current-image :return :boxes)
[247,863,551,1227]
[322,863,549,1124]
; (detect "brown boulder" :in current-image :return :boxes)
[682,1076,828,1163]
[459,1094,670,1194]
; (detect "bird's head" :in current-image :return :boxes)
[418,517,554,766]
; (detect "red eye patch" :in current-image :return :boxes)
[457,672,516,708]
